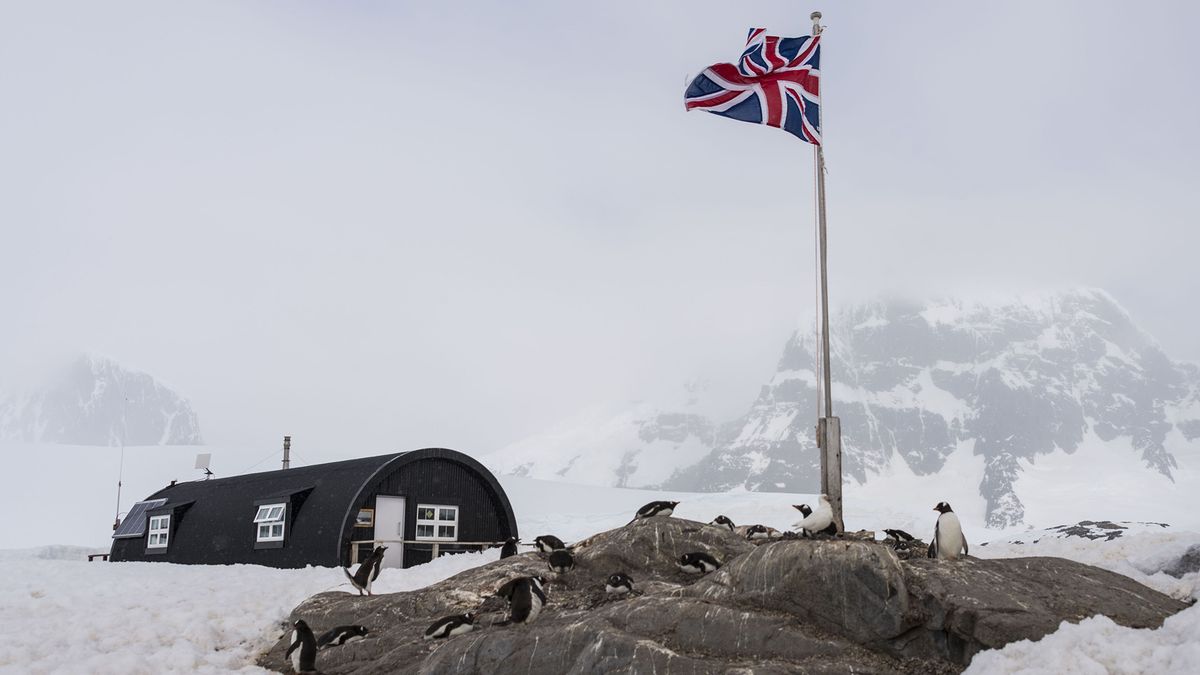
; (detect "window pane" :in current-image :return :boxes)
[271,524,283,537]
[439,508,456,521]
[438,525,455,538]
[254,507,270,521]
[418,508,435,520]
[417,525,433,537]
[269,506,284,520]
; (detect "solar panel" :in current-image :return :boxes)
[112,499,167,538]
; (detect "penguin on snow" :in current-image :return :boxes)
[930,501,968,560]
[793,495,838,537]
[678,551,721,574]
[629,500,679,524]
[710,515,735,531]
[500,537,519,559]
[284,619,318,674]
[548,548,574,574]
[343,545,387,596]
[424,613,476,640]
[316,624,369,650]
[605,572,634,596]
[496,576,548,624]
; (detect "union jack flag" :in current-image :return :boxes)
[685,28,821,145]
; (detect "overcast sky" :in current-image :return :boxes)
[2,1,1197,462]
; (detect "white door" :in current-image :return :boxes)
[374,496,406,568]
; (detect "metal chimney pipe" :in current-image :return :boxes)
[282,435,291,470]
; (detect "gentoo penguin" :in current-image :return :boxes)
[746,524,771,541]
[284,619,318,674]
[533,535,566,553]
[500,537,519,559]
[631,500,679,522]
[496,576,548,624]
[793,495,837,537]
[710,515,735,531]
[424,613,475,640]
[931,501,968,560]
[883,528,915,542]
[605,572,634,596]
[316,624,369,650]
[678,551,721,574]
[548,549,574,574]
[343,545,387,596]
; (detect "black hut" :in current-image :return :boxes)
[109,448,518,569]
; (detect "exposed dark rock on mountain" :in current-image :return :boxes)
[0,353,202,445]
[259,517,1186,674]
[666,289,1200,527]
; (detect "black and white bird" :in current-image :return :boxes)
[793,495,837,537]
[496,576,548,624]
[710,515,735,531]
[533,535,566,553]
[343,545,387,596]
[424,613,475,640]
[883,528,915,542]
[548,549,574,574]
[500,537,519,559]
[678,551,721,574]
[631,500,679,522]
[316,624,369,650]
[605,572,634,596]
[930,501,968,560]
[284,619,318,674]
[745,524,771,541]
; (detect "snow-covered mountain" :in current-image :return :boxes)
[0,354,203,445]
[482,381,724,488]
[491,289,1200,527]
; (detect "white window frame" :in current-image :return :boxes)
[254,503,286,543]
[147,514,171,548]
[415,504,459,542]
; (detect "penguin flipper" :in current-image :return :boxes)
[927,540,937,559]
[370,558,383,583]
[285,640,299,659]
[962,534,969,556]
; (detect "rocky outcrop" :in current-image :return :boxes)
[259,517,1187,674]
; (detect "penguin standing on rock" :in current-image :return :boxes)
[793,495,837,537]
[500,537,519,559]
[605,572,634,596]
[710,515,735,531]
[548,549,574,574]
[746,524,771,541]
[930,501,968,560]
[533,535,566,553]
[316,624,369,649]
[629,500,679,523]
[678,552,721,574]
[284,619,318,674]
[497,576,548,624]
[424,613,475,640]
[343,545,387,595]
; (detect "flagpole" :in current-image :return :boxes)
[811,10,844,532]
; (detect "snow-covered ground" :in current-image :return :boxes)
[0,549,499,675]
[967,524,1200,674]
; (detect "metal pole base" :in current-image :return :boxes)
[816,416,845,532]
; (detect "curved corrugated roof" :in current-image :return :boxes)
[109,448,516,568]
